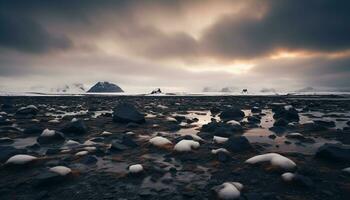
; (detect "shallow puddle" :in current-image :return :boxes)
[244,128,339,155]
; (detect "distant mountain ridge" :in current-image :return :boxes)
[87,81,124,93]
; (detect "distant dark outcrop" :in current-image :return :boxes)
[87,82,124,93]
[296,87,315,93]
[150,88,162,94]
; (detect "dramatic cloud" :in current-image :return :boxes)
[0,0,349,92]
[0,14,72,53]
[202,0,350,59]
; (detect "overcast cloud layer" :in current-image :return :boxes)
[0,0,350,93]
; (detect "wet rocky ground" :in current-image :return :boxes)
[0,95,350,200]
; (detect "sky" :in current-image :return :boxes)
[0,0,350,93]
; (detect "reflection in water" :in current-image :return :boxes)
[244,128,339,155]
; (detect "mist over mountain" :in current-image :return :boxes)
[51,83,87,93]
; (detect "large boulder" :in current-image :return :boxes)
[224,136,252,152]
[201,121,242,138]
[87,81,124,93]
[315,143,350,163]
[112,103,145,124]
[37,129,65,144]
[219,108,245,121]
[60,119,87,134]
[273,106,299,122]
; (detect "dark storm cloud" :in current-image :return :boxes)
[202,0,350,59]
[254,56,350,89]
[0,13,72,53]
[1,0,350,58]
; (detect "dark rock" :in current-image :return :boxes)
[28,143,41,150]
[112,103,145,124]
[174,115,186,122]
[150,88,162,94]
[80,155,98,165]
[301,122,328,132]
[224,136,252,152]
[121,135,138,147]
[126,122,140,128]
[16,105,38,115]
[210,107,221,115]
[284,174,314,188]
[60,119,87,134]
[87,81,124,93]
[0,146,26,162]
[1,102,13,110]
[273,107,299,122]
[219,108,245,121]
[110,141,129,151]
[46,148,61,155]
[314,120,336,128]
[0,116,12,126]
[251,107,262,113]
[315,143,350,162]
[269,126,286,134]
[34,171,68,187]
[216,151,230,162]
[273,118,288,127]
[248,116,261,124]
[0,137,13,144]
[268,134,276,139]
[201,121,242,137]
[23,125,44,135]
[166,123,181,132]
[37,131,65,144]
[284,141,291,145]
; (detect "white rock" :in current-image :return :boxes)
[84,146,96,152]
[65,140,80,146]
[281,172,295,182]
[129,164,143,173]
[166,117,178,122]
[190,134,204,142]
[41,129,56,137]
[49,166,72,176]
[284,105,293,110]
[19,105,38,111]
[83,140,96,146]
[48,119,60,123]
[71,118,78,122]
[157,105,168,109]
[149,136,172,147]
[213,136,229,144]
[216,182,243,200]
[211,148,229,154]
[75,151,88,156]
[174,140,200,152]
[5,154,37,165]
[245,153,296,170]
[126,131,135,135]
[227,120,241,126]
[101,131,112,136]
[342,167,350,173]
[287,133,303,137]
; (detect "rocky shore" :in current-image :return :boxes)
[0,95,349,200]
